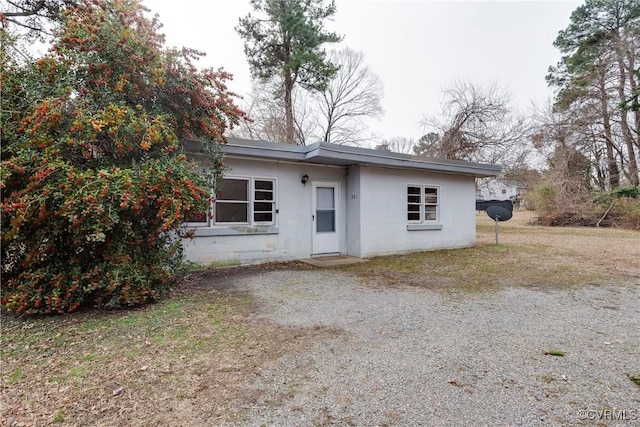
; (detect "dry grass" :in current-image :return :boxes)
[1,271,338,427]
[341,210,640,293]
[477,210,640,281]
[2,212,639,425]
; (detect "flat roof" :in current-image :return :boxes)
[185,138,502,178]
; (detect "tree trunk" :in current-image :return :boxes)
[597,66,620,188]
[283,70,295,144]
[625,43,640,184]
[593,147,607,189]
[322,95,334,143]
[614,32,639,185]
[323,123,331,143]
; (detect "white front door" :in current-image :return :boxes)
[312,182,340,255]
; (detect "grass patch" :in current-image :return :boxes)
[53,410,65,424]
[340,211,639,293]
[340,243,607,293]
[8,368,22,385]
[1,285,338,426]
[205,259,243,269]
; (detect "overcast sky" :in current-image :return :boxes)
[149,0,582,143]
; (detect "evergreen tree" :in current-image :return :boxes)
[548,0,640,187]
[236,0,341,144]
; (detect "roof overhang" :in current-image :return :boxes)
[185,138,502,178]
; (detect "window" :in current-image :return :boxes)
[252,180,275,223]
[215,177,276,225]
[407,186,422,221]
[184,208,209,225]
[186,177,276,227]
[216,178,249,223]
[316,187,336,232]
[407,185,439,222]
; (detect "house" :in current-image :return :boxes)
[182,138,501,265]
[476,177,520,201]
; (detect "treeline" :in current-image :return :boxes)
[529,0,639,228]
[375,0,640,229]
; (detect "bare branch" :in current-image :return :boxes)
[420,80,532,167]
[312,48,383,145]
[1,0,76,39]
[2,0,46,17]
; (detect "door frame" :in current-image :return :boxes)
[311,181,340,256]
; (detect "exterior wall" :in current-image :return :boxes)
[345,166,362,257]
[182,158,347,265]
[183,158,479,265]
[357,166,477,258]
[476,177,518,201]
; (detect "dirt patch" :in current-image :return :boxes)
[1,273,339,427]
[180,261,318,292]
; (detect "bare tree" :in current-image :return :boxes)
[421,80,532,166]
[235,48,385,147]
[313,48,383,146]
[375,136,415,154]
[531,96,621,190]
[1,0,76,38]
[231,78,315,145]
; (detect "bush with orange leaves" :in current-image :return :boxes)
[1,0,245,314]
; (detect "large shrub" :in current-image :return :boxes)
[1,0,245,314]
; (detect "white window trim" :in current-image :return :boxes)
[214,176,251,226]
[184,175,277,228]
[407,184,440,224]
[252,177,277,226]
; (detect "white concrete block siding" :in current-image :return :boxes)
[182,139,500,266]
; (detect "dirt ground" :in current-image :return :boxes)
[1,211,638,426]
[1,265,337,427]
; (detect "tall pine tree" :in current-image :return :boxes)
[547,0,640,187]
[236,0,341,144]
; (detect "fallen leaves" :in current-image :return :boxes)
[1,287,340,426]
[628,373,640,386]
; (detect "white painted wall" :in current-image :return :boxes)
[183,158,478,265]
[356,166,477,258]
[182,158,347,266]
[345,166,362,257]
[476,177,518,200]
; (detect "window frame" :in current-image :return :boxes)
[184,175,277,228]
[252,178,276,225]
[183,192,211,227]
[214,177,251,225]
[407,184,440,224]
[182,167,214,227]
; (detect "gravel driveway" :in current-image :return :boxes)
[217,269,640,427]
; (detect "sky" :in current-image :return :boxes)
[149,0,582,144]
